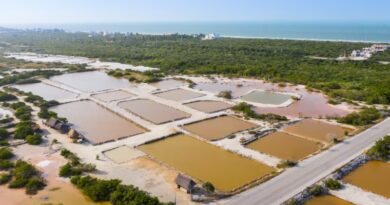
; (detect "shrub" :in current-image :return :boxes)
[110,184,161,205]
[202,182,215,193]
[217,90,232,99]
[9,160,39,189]
[0,128,10,140]
[337,107,381,126]
[367,135,390,161]
[25,176,46,195]
[0,92,17,102]
[0,173,12,185]
[14,121,35,139]
[0,148,14,160]
[307,185,325,196]
[0,160,14,170]
[26,134,43,145]
[324,179,342,190]
[277,160,297,169]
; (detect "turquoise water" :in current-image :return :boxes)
[8,22,390,42]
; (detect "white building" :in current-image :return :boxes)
[202,33,220,40]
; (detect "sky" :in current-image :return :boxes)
[0,0,389,25]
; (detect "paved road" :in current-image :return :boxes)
[226,118,390,205]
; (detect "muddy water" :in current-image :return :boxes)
[283,119,353,143]
[151,79,188,90]
[241,90,292,105]
[139,134,274,192]
[343,161,390,198]
[194,79,350,118]
[305,195,353,205]
[13,83,77,101]
[246,132,322,161]
[185,100,233,113]
[118,99,191,124]
[154,88,205,101]
[183,115,258,141]
[92,90,135,102]
[51,71,133,92]
[51,100,146,145]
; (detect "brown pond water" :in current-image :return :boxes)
[154,88,205,101]
[118,99,191,124]
[51,71,133,92]
[185,100,233,113]
[194,79,350,118]
[283,119,353,143]
[343,161,390,198]
[246,132,322,161]
[183,115,258,141]
[50,100,146,145]
[151,79,188,90]
[13,83,77,101]
[305,195,353,205]
[92,90,135,102]
[138,134,274,192]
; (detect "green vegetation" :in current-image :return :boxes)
[107,69,162,83]
[337,107,381,126]
[217,90,232,99]
[0,148,14,160]
[0,91,17,102]
[366,135,389,161]
[70,175,167,205]
[8,160,46,194]
[324,178,342,190]
[0,69,62,87]
[59,149,95,177]
[0,128,10,140]
[25,134,43,145]
[5,101,32,121]
[307,184,325,196]
[202,182,215,193]
[233,102,288,122]
[0,173,12,185]
[0,160,14,170]
[14,121,35,140]
[276,160,297,169]
[1,31,389,104]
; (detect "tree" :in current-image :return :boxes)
[324,179,342,190]
[0,128,10,140]
[367,135,390,161]
[14,122,35,139]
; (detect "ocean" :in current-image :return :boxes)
[7,22,390,43]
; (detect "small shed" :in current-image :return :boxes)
[45,117,59,128]
[68,129,80,139]
[54,122,70,134]
[175,174,196,193]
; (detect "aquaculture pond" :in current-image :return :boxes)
[51,71,133,92]
[13,83,77,101]
[50,100,146,145]
[138,134,274,192]
[92,90,135,102]
[194,79,350,118]
[183,115,258,141]
[154,88,205,101]
[343,161,390,198]
[150,78,188,90]
[185,100,232,113]
[246,132,322,161]
[283,119,353,143]
[103,146,145,164]
[118,99,191,124]
[240,90,292,105]
[305,195,353,205]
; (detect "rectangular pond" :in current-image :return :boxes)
[283,119,353,143]
[343,161,390,198]
[103,146,145,164]
[241,90,292,105]
[183,115,258,141]
[305,195,353,205]
[118,99,191,124]
[150,79,188,90]
[185,100,232,113]
[246,132,322,161]
[13,83,77,101]
[92,90,135,102]
[138,134,274,192]
[154,88,205,101]
[50,100,147,145]
[50,71,133,92]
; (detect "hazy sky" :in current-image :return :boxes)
[0,0,389,24]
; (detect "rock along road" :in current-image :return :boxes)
[226,118,390,205]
